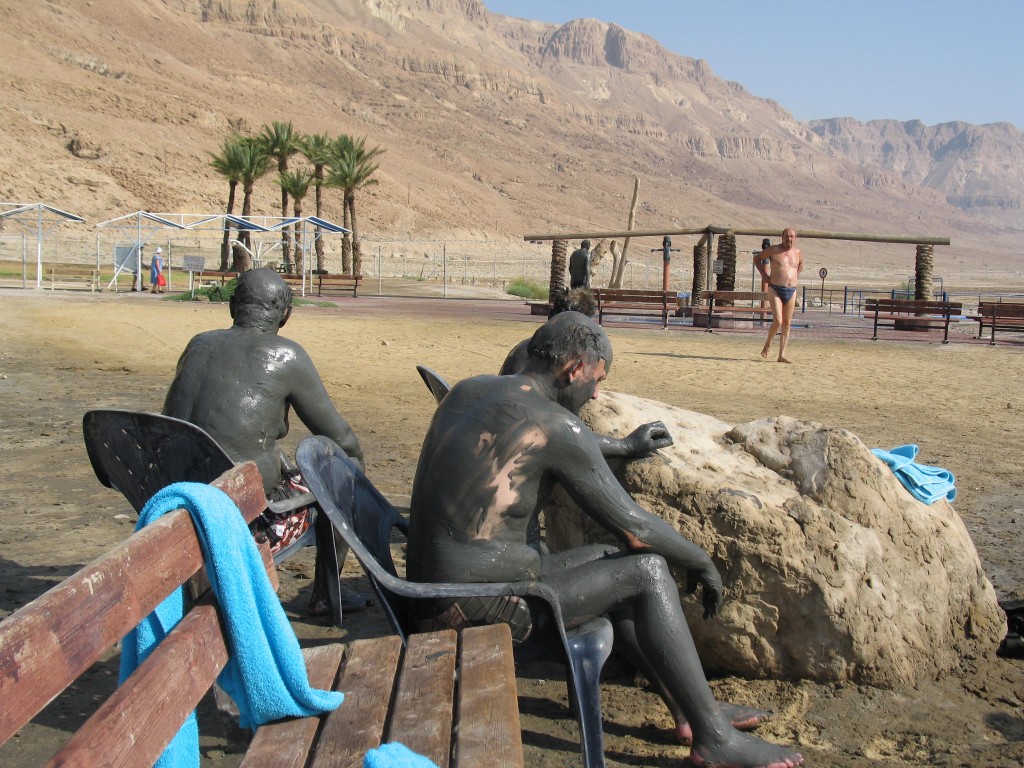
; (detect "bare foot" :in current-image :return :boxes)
[676,702,772,745]
[690,730,803,768]
[777,356,792,364]
[760,349,770,360]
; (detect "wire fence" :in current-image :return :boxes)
[3,232,1023,313]
[0,233,699,293]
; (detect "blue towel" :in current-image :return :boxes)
[364,743,440,768]
[119,482,345,768]
[871,444,957,504]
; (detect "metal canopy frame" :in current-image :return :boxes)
[0,202,85,288]
[94,211,350,295]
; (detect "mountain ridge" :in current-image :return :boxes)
[0,0,1020,283]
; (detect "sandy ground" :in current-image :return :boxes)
[2,287,1024,767]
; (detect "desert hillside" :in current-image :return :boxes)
[0,0,1021,286]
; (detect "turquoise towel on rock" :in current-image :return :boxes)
[364,743,440,768]
[119,482,345,768]
[871,444,957,504]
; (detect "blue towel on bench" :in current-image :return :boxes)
[364,742,440,768]
[119,482,345,768]
[871,444,957,504]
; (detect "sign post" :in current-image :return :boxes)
[818,267,828,306]
[183,255,205,299]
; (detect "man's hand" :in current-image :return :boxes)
[686,562,724,619]
[624,421,673,457]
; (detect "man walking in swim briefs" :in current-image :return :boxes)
[754,228,803,363]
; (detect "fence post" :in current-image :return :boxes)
[801,286,806,313]
[442,244,447,298]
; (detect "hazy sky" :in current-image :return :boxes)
[484,1,1022,129]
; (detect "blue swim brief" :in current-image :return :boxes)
[771,284,797,303]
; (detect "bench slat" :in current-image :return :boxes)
[0,462,265,743]
[455,624,524,768]
[310,635,403,767]
[388,630,458,767]
[44,604,229,768]
[240,644,346,768]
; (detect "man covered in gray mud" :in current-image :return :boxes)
[163,267,368,616]
[406,311,803,768]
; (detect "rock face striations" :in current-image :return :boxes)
[0,0,1020,264]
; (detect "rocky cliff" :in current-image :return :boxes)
[0,0,1020,274]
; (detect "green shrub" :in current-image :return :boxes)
[506,278,548,301]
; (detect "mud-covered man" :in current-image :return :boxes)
[163,268,366,615]
[406,311,802,768]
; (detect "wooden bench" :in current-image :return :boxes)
[0,461,524,767]
[282,272,363,298]
[694,290,770,332]
[196,269,240,286]
[47,266,101,292]
[313,271,362,298]
[968,301,1024,345]
[593,288,672,328]
[864,298,962,343]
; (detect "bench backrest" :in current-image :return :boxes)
[700,290,767,304]
[593,289,670,303]
[978,301,1024,318]
[865,298,962,313]
[0,462,268,763]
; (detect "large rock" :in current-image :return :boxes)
[546,391,1004,687]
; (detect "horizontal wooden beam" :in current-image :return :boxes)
[524,226,950,246]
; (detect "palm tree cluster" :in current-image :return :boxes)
[207,121,384,274]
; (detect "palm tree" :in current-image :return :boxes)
[298,132,333,271]
[234,137,274,271]
[277,169,313,277]
[259,121,300,272]
[207,135,247,270]
[326,135,385,275]
[915,244,934,300]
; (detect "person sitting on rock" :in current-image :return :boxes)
[406,311,802,768]
[162,267,369,616]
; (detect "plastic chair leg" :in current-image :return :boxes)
[314,512,343,627]
[564,617,614,768]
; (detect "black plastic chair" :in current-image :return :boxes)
[415,365,452,404]
[296,434,613,768]
[82,409,341,624]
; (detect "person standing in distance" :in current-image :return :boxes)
[754,228,803,363]
[568,239,592,289]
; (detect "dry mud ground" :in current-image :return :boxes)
[1,288,1024,767]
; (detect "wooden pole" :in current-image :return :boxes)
[525,227,950,247]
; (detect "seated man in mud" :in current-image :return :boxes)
[406,312,803,768]
[500,290,671,464]
[163,267,368,616]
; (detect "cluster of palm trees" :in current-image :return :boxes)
[208,121,384,275]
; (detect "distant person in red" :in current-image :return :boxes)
[754,228,803,363]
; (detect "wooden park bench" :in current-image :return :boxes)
[864,297,962,344]
[968,301,1024,345]
[0,460,524,767]
[694,290,770,332]
[282,272,362,298]
[312,271,362,298]
[46,266,101,292]
[593,288,673,328]
[196,269,240,286]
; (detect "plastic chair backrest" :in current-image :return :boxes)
[415,365,451,404]
[83,409,235,513]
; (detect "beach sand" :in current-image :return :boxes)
[1,287,1023,767]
